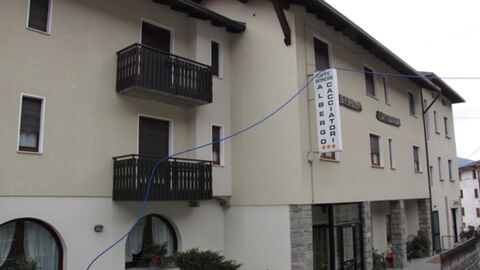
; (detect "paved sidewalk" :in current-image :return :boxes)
[405,255,441,270]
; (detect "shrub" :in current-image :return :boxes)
[173,248,241,270]
[407,231,430,258]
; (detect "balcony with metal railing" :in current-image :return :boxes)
[116,43,212,107]
[113,154,212,201]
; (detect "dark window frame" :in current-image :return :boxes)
[364,67,376,97]
[212,125,222,165]
[18,95,44,153]
[408,92,416,116]
[413,146,420,172]
[211,40,220,77]
[370,134,381,166]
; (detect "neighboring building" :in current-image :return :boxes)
[421,73,465,251]
[459,160,480,229]
[0,1,466,270]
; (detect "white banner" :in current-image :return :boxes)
[314,69,343,153]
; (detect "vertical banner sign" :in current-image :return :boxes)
[314,68,343,153]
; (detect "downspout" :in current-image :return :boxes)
[420,87,441,254]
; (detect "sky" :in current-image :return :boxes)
[324,0,480,161]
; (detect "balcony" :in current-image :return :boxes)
[113,155,212,201]
[116,44,212,107]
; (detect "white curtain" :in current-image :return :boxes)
[152,216,175,256]
[0,222,15,267]
[19,131,37,147]
[125,218,146,262]
[24,221,59,270]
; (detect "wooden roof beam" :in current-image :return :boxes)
[272,0,291,46]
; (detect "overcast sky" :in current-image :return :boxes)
[324,0,480,161]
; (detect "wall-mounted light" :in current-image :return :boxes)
[94,224,104,232]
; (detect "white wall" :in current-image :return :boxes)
[460,169,480,228]
[225,205,291,270]
[0,197,225,270]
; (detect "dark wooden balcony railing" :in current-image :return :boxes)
[116,43,212,107]
[113,155,212,201]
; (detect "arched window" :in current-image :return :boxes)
[125,215,177,268]
[0,219,62,270]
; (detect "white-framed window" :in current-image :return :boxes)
[212,124,223,165]
[211,40,222,77]
[125,215,177,268]
[438,157,444,180]
[444,117,450,137]
[408,92,416,116]
[429,165,434,187]
[383,77,390,105]
[27,0,53,34]
[388,138,395,169]
[18,94,45,154]
[434,111,439,133]
[448,159,454,180]
[369,133,382,167]
[413,146,421,172]
[364,66,376,98]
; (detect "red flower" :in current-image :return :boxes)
[150,255,163,265]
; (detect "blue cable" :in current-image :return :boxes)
[87,66,480,269]
[86,70,325,270]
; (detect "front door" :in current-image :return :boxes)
[432,211,441,252]
[336,225,361,270]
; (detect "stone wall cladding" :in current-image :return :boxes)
[390,200,407,268]
[290,205,314,270]
[417,199,433,256]
[362,201,373,270]
[442,239,480,270]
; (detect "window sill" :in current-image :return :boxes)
[445,135,451,139]
[371,165,384,169]
[435,131,440,135]
[410,113,418,119]
[213,164,225,168]
[390,167,396,170]
[17,150,42,155]
[440,178,445,181]
[415,170,423,174]
[449,179,455,182]
[26,27,51,36]
[320,158,340,163]
[213,75,224,80]
[367,94,379,100]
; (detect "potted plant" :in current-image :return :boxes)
[130,242,170,270]
[0,254,37,270]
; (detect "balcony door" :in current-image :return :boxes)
[141,21,171,53]
[138,116,170,158]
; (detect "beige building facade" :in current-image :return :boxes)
[0,0,465,270]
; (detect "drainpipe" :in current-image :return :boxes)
[420,87,441,254]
